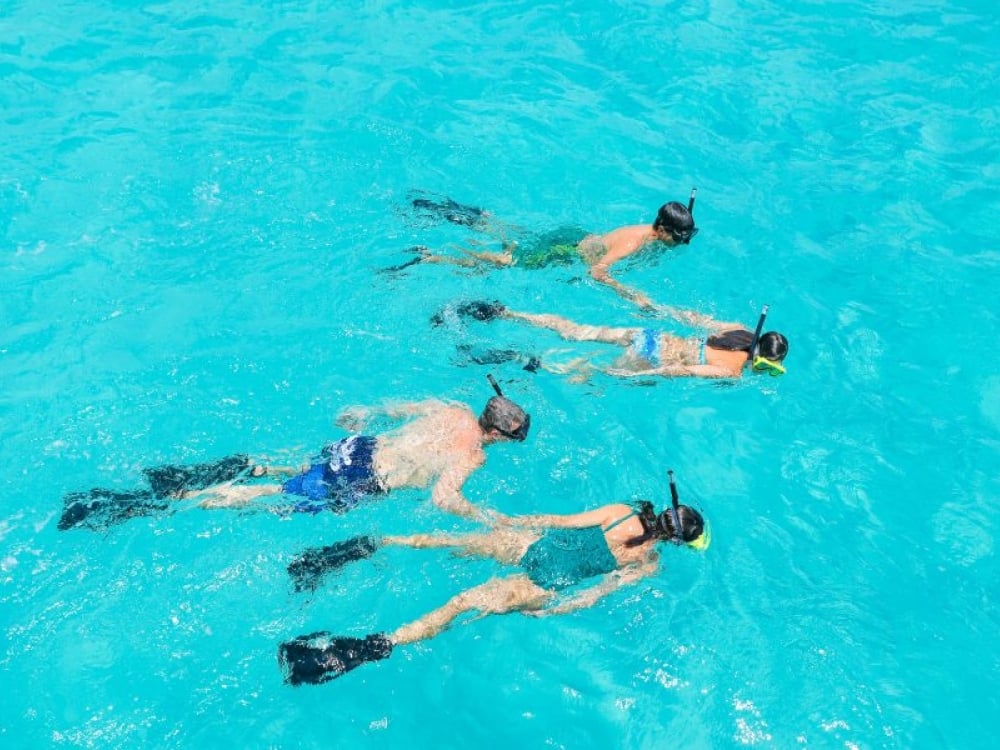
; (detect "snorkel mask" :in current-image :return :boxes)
[485,374,531,441]
[660,470,711,551]
[670,187,700,244]
[747,304,785,377]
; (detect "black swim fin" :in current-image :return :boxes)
[287,536,378,592]
[455,300,505,321]
[379,246,430,274]
[279,631,393,685]
[410,193,487,228]
[143,454,251,498]
[58,489,170,531]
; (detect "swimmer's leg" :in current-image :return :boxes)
[143,454,257,498]
[277,575,550,684]
[504,310,636,346]
[383,529,535,565]
[192,482,284,508]
[391,575,552,645]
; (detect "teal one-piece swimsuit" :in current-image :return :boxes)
[518,511,636,590]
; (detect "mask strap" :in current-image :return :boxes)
[747,304,769,360]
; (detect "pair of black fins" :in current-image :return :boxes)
[431,300,541,373]
[58,455,253,531]
[281,535,392,685]
[382,192,489,272]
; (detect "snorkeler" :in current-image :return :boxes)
[58,377,531,530]
[445,301,788,380]
[279,471,708,685]
[393,189,699,310]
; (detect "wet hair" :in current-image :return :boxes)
[757,332,788,362]
[705,329,788,362]
[705,328,754,351]
[478,395,527,435]
[652,202,695,234]
[625,501,704,547]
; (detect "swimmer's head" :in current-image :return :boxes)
[751,331,789,376]
[657,504,709,550]
[479,395,531,441]
[653,200,698,245]
[706,327,790,377]
[628,470,710,551]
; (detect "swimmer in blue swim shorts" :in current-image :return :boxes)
[279,471,709,685]
[190,383,531,518]
[59,379,532,530]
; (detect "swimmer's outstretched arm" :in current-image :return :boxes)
[653,305,743,332]
[498,503,632,530]
[588,263,659,310]
[605,363,735,379]
[335,399,446,431]
[429,457,491,520]
[528,561,659,617]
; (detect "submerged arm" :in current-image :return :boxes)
[589,262,657,310]
[652,305,745,332]
[605,363,736,379]
[429,456,490,520]
[501,505,629,530]
[529,561,659,616]
[336,399,443,431]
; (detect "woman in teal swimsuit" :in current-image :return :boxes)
[278,477,708,685]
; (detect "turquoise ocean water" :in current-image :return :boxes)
[2,1,999,747]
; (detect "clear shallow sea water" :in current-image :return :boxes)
[2,0,999,747]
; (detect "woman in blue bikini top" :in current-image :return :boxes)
[451,300,789,379]
[279,478,709,685]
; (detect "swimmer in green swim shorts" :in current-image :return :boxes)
[394,189,699,310]
[279,471,709,685]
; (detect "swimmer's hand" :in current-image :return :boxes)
[336,407,368,432]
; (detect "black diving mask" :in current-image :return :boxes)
[495,413,531,442]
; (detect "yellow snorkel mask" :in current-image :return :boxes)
[752,355,786,377]
[747,304,787,377]
[686,519,712,551]
[664,470,710,552]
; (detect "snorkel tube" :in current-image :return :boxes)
[667,470,684,545]
[665,470,711,551]
[687,187,697,215]
[486,373,504,397]
[747,304,769,360]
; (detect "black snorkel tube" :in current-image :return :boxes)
[747,304,769,360]
[687,187,697,215]
[667,469,685,544]
[486,373,504,397]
